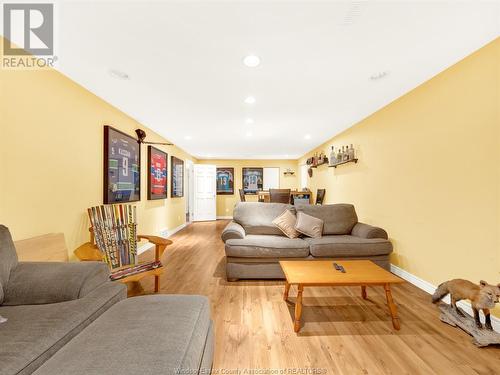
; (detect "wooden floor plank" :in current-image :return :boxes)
[133,220,500,374]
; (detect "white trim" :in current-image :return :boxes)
[391,264,500,332]
[137,242,155,255]
[217,216,233,220]
[138,223,188,255]
[161,223,188,238]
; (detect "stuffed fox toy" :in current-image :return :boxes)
[432,279,500,330]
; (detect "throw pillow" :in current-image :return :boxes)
[295,211,324,238]
[272,209,300,239]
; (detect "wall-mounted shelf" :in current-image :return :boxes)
[329,158,358,168]
[310,157,329,168]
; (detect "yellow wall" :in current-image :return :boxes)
[197,160,299,217]
[299,39,500,294]
[0,38,196,255]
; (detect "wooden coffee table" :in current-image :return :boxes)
[279,260,404,332]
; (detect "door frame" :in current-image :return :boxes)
[185,159,194,224]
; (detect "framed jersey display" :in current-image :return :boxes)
[147,146,168,200]
[216,167,234,195]
[103,126,141,204]
[242,167,263,194]
[171,156,184,198]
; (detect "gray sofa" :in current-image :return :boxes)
[222,203,393,280]
[0,225,213,375]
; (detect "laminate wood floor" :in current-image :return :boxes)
[133,220,500,375]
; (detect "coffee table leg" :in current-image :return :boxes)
[283,281,290,301]
[361,285,367,299]
[294,284,304,333]
[384,284,400,330]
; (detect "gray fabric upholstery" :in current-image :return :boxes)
[226,255,391,279]
[223,203,393,280]
[226,235,310,258]
[226,261,286,279]
[221,221,246,242]
[33,295,213,375]
[200,322,215,373]
[0,225,18,303]
[351,222,388,239]
[4,261,110,306]
[296,204,358,235]
[0,282,126,375]
[305,235,393,257]
[233,202,293,235]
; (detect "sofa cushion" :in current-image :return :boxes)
[272,209,300,239]
[305,235,393,257]
[32,295,213,375]
[0,225,18,304]
[226,235,309,258]
[295,211,323,238]
[0,282,126,375]
[296,204,358,235]
[233,202,293,236]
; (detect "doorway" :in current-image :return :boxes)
[193,164,216,221]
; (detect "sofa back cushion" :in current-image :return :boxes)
[233,202,293,236]
[0,225,19,304]
[295,204,358,235]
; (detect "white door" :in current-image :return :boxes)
[193,164,216,222]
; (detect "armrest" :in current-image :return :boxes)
[137,235,172,260]
[137,235,173,247]
[3,261,109,306]
[351,222,388,239]
[221,221,245,242]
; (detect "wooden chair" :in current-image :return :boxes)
[74,204,172,293]
[270,189,291,204]
[316,189,326,205]
[239,189,246,202]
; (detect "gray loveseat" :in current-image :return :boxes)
[0,225,214,375]
[222,203,393,280]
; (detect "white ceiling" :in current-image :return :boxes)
[26,1,500,158]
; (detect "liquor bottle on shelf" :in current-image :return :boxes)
[348,144,355,160]
[343,145,349,161]
[329,146,335,166]
[336,147,342,163]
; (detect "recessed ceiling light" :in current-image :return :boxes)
[108,69,130,80]
[370,71,389,80]
[304,134,311,140]
[184,135,192,140]
[243,55,260,68]
[245,118,254,124]
[244,96,256,104]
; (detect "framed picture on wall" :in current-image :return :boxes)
[242,167,263,194]
[216,167,234,195]
[103,125,140,204]
[171,156,184,198]
[147,146,168,200]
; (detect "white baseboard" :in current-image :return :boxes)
[138,223,188,255]
[390,264,500,332]
[137,242,155,255]
[216,216,233,220]
[161,223,188,238]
